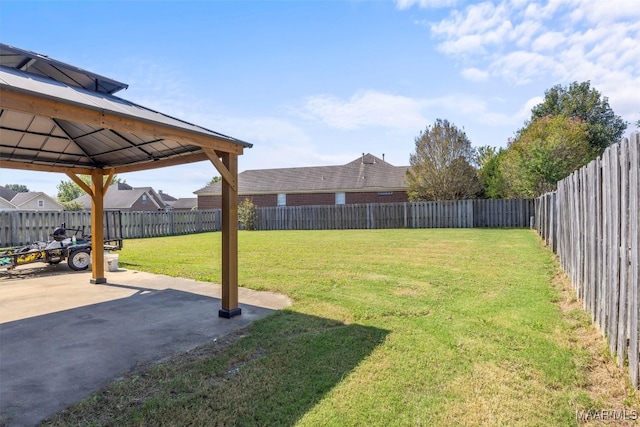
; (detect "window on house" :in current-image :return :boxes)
[37,199,44,208]
[335,192,345,205]
[277,193,286,206]
[142,194,148,204]
[378,191,393,196]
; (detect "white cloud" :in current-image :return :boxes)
[490,51,561,85]
[417,0,640,121]
[301,91,427,130]
[461,67,489,82]
[395,0,457,10]
[570,0,640,24]
[531,31,565,52]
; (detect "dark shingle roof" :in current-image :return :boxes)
[195,154,408,195]
[0,185,18,201]
[169,198,197,210]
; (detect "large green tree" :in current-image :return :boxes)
[476,146,507,199]
[406,119,480,201]
[530,81,627,154]
[501,115,594,197]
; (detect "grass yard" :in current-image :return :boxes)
[44,229,638,426]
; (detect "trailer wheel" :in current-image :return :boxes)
[68,249,90,271]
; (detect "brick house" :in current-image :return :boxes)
[195,153,409,208]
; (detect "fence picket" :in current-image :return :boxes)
[534,132,640,388]
[2,199,535,246]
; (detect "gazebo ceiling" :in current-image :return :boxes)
[0,43,251,175]
[0,44,247,317]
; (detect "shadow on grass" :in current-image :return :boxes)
[41,311,388,427]
[2,277,388,427]
[200,311,390,426]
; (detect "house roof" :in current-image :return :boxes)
[74,183,163,210]
[0,197,17,210]
[0,185,18,201]
[158,191,178,202]
[195,153,409,195]
[0,43,251,174]
[169,198,197,210]
[10,191,63,208]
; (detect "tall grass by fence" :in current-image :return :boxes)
[534,132,640,388]
[1,199,533,246]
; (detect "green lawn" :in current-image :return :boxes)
[44,229,636,426]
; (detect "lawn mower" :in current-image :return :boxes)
[0,223,122,271]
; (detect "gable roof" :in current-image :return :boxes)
[169,198,198,210]
[10,191,64,209]
[158,191,178,202]
[73,183,163,210]
[0,197,17,210]
[0,185,18,201]
[195,153,409,195]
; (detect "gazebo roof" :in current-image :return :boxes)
[0,44,246,316]
[0,43,251,174]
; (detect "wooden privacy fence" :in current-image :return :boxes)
[256,199,533,231]
[0,210,221,247]
[534,132,640,388]
[1,199,533,246]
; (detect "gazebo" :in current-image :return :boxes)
[0,44,251,318]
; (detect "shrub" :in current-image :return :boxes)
[238,198,258,230]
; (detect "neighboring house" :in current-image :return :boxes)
[0,197,18,210]
[0,186,18,210]
[0,185,18,202]
[168,198,198,211]
[10,192,64,211]
[195,153,409,208]
[156,191,197,211]
[73,183,170,211]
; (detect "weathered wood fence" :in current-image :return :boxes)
[257,199,533,230]
[534,132,640,387]
[0,210,221,246]
[1,199,533,246]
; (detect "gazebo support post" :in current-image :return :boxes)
[218,152,241,318]
[90,170,106,284]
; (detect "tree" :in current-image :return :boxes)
[57,175,124,202]
[208,176,221,186]
[406,119,480,201]
[501,115,594,198]
[4,184,29,192]
[476,146,507,199]
[62,200,85,211]
[530,81,627,154]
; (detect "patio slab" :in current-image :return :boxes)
[0,265,291,426]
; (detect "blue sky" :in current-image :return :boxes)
[1,0,639,199]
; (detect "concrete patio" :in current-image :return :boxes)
[0,265,290,426]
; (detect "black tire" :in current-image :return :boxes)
[68,249,90,271]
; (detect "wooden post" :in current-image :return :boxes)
[90,170,106,284]
[219,152,241,318]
